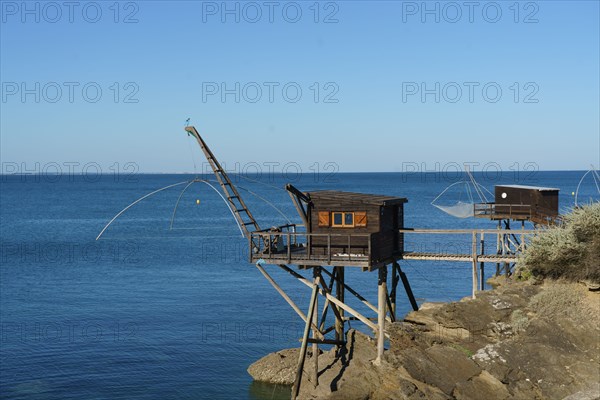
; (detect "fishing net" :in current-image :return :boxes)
[432,201,475,219]
[431,169,492,219]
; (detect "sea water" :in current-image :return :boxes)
[1,171,596,399]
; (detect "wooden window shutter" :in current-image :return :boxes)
[318,211,330,227]
[355,211,367,227]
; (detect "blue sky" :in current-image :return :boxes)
[1,0,599,173]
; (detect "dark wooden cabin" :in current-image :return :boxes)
[475,184,560,224]
[306,191,407,263]
[250,189,408,269]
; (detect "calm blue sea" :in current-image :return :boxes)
[1,171,597,399]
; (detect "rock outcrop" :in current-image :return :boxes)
[248,279,600,399]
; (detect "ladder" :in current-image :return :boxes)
[184,126,262,245]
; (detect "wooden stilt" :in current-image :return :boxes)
[291,268,320,400]
[396,261,418,311]
[385,288,396,323]
[479,232,485,291]
[376,266,387,364]
[316,273,344,336]
[472,231,478,299]
[496,220,501,276]
[521,220,526,252]
[312,268,319,389]
[390,262,398,320]
[318,269,337,331]
[504,220,510,278]
[335,266,345,346]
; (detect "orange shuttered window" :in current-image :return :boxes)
[355,211,367,227]
[318,211,330,227]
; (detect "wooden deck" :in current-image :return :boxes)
[250,227,534,269]
[251,245,374,268]
[402,252,518,263]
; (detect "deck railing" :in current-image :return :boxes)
[474,203,532,219]
[474,203,559,225]
[250,226,373,265]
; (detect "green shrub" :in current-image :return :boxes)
[519,203,600,282]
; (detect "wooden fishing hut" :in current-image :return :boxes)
[252,188,407,269]
[474,184,560,225]
[179,126,417,400]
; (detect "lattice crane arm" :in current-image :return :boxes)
[184,126,261,240]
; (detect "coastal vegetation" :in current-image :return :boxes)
[519,203,600,283]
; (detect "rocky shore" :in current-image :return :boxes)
[248,278,600,399]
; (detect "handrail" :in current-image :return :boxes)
[474,202,559,225]
[399,228,537,234]
[251,231,373,238]
[251,230,374,264]
[254,223,299,233]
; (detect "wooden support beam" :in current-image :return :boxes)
[386,289,396,323]
[320,268,383,317]
[396,262,418,311]
[335,266,345,345]
[317,272,344,333]
[472,231,478,299]
[291,270,320,400]
[390,262,399,320]
[376,266,387,364]
[318,269,338,331]
[255,262,324,339]
[479,232,485,291]
[319,273,343,339]
[496,220,501,276]
[279,264,378,331]
[312,267,319,389]
[303,338,346,346]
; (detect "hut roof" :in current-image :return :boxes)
[307,190,407,206]
[496,184,560,192]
